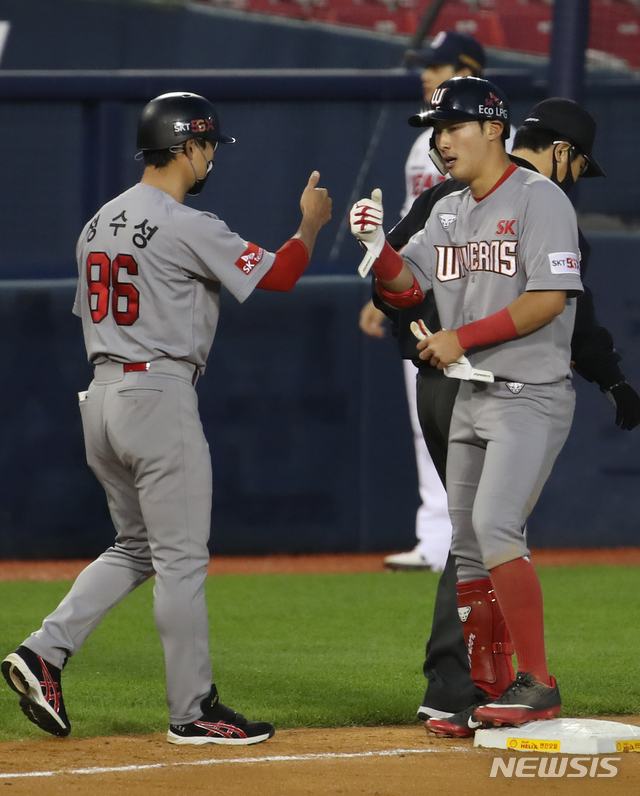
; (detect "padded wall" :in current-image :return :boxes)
[1,239,640,558]
[0,1,638,281]
[0,277,419,558]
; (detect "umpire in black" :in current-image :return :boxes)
[376,97,640,737]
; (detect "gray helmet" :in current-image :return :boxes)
[409,76,510,133]
[137,91,235,151]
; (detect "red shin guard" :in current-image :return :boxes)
[457,578,515,699]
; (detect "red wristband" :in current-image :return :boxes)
[372,241,404,282]
[456,307,518,350]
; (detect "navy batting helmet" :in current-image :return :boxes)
[408,76,510,132]
[137,92,235,151]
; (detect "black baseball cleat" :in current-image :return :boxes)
[425,698,491,738]
[2,645,71,737]
[417,684,489,722]
[167,685,275,746]
[474,671,562,727]
[416,704,453,722]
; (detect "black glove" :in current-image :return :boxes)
[604,381,640,431]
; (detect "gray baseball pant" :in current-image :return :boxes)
[24,359,213,725]
[447,379,576,581]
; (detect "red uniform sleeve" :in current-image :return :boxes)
[257,238,309,292]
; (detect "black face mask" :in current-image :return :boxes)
[550,145,577,195]
[187,158,213,196]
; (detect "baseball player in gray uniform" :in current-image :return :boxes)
[350,77,582,729]
[2,91,331,745]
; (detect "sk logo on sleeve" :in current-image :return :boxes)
[235,243,265,275]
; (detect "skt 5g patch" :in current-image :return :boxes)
[548,251,580,275]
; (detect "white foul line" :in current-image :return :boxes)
[0,746,469,780]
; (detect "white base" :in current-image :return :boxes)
[474,718,640,755]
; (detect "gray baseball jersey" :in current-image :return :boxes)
[401,166,583,383]
[73,183,274,370]
[397,164,583,583]
[25,181,278,727]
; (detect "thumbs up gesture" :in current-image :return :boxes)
[349,189,386,278]
[350,188,383,244]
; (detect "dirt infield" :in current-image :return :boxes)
[1,548,640,580]
[0,723,639,795]
[2,551,639,794]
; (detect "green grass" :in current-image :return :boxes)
[0,566,638,741]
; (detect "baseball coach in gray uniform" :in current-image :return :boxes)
[350,77,582,729]
[2,92,332,745]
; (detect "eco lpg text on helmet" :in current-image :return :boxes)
[408,77,510,176]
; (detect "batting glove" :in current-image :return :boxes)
[350,188,384,245]
[350,189,385,278]
[604,380,640,431]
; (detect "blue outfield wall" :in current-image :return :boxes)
[1,233,640,559]
[528,233,640,549]
[0,70,540,281]
[0,0,411,71]
[0,4,639,556]
[0,2,639,280]
[1,71,640,282]
[0,276,420,558]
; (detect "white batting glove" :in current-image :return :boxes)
[350,188,383,243]
[350,189,385,278]
[410,321,495,383]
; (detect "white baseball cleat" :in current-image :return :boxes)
[383,548,444,572]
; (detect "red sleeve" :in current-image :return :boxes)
[257,238,309,292]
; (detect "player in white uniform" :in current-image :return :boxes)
[2,92,331,745]
[350,77,582,729]
[401,31,486,217]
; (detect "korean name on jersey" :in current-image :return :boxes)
[73,184,275,370]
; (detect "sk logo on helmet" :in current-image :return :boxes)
[174,118,216,134]
[431,87,448,106]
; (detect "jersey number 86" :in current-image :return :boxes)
[86,252,140,326]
